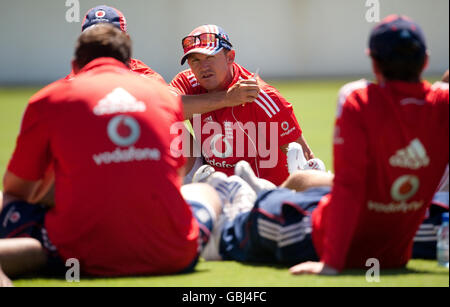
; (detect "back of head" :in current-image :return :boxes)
[369,15,427,82]
[74,23,132,69]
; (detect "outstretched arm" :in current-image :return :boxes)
[181,79,260,120]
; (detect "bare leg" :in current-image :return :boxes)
[0,238,48,277]
[181,183,222,219]
[281,170,334,192]
[181,183,225,261]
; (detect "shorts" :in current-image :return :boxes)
[219,187,331,266]
[412,193,449,259]
[180,200,215,273]
[0,201,65,275]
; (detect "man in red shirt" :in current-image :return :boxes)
[202,16,448,274]
[0,24,222,281]
[64,5,165,83]
[170,25,314,186]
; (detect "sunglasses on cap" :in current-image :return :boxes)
[182,33,233,53]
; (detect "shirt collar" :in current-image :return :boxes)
[382,80,432,97]
[78,57,129,74]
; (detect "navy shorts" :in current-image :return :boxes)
[0,201,64,274]
[219,187,331,266]
[412,193,449,259]
[180,200,215,273]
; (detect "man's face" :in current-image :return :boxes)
[187,50,235,92]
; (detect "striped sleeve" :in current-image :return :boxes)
[254,87,302,146]
[169,71,196,96]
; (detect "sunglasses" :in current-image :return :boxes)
[182,33,233,53]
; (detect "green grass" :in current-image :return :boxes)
[1,81,448,287]
[12,259,449,287]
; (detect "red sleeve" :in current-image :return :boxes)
[320,90,368,271]
[7,100,52,181]
[129,58,166,84]
[255,87,302,147]
[169,72,193,96]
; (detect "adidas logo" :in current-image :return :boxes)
[389,138,430,170]
[93,87,146,116]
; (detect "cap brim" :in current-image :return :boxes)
[181,47,224,65]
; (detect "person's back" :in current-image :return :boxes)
[312,15,449,271]
[8,25,198,276]
[314,79,449,268]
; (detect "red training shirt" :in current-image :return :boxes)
[8,57,198,276]
[312,80,449,271]
[170,63,302,185]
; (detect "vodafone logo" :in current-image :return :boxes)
[107,115,140,147]
[209,134,233,158]
[391,175,420,202]
[95,10,106,18]
[281,121,289,131]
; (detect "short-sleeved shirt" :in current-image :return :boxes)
[8,57,198,276]
[312,80,449,271]
[170,63,302,185]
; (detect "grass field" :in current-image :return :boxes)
[0,80,448,287]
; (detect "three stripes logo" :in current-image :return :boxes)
[254,90,280,119]
[389,138,430,170]
[257,217,312,248]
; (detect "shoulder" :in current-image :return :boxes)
[336,79,372,118]
[129,58,153,72]
[245,74,292,119]
[430,81,449,102]
[169,69,199,95]
[129,58,166,83]
[172,69,199,86]
[338,79,371,104]
[253,85,285,119]
[29,79,67,106]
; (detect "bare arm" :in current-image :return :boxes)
[182,79,260,120]
[2,170,54,207]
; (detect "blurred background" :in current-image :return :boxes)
[0,0,448,179]
[0,0,448,84]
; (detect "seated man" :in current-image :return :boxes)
[0,24,223,284]
[170,25,314,186]
[195,16,449,275]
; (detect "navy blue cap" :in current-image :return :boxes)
[369,15,426,60]
[81,5,127,32]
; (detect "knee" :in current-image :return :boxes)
[181,183,222,219]
[282,171,309,191]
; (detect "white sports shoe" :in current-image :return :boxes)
[192,164,216,183]
[204,171,230,206]
[224,175,257,221]
[234,160,277,194]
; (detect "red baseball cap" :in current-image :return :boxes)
[181,25,233,65]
